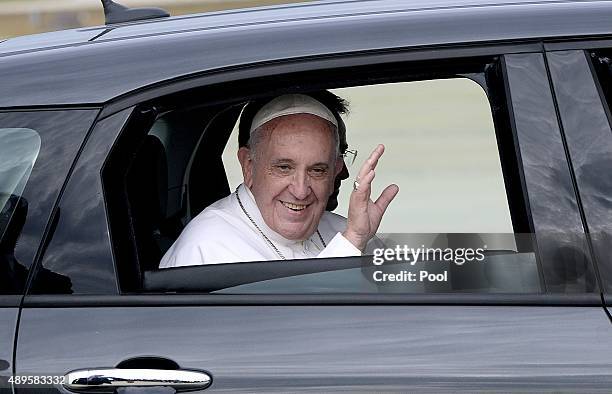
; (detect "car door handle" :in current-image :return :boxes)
[63,368,212,393]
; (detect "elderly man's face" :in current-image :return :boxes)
[239,114,342,240]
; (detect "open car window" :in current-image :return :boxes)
[96,56,595,296]
[224,79,513,234]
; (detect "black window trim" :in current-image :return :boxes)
[21,293,603,307]
[544,37,612,52]
[0,296,23,307]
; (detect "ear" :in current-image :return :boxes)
[334,156,344,176]
[237,147,254,188]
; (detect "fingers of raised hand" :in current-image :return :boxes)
[357,144,385,181]
[353,169,375,198]
[374,184,399,214]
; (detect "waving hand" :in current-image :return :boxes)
[342,144,399,251]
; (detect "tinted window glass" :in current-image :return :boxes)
[0,128,40,238]
[567,49,612,294]
[0,128,40,295]
[504,53,596,294]
[30,109,132,295]
[0,110,98,295]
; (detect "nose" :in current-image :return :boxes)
[289,170,311,200]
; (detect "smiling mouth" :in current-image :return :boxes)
[281,201,309,211]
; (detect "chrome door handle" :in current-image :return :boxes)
[63,368,212,392]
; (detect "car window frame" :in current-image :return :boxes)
[26,108,134,296]
[111,54,534,294]
[24,43,602,306]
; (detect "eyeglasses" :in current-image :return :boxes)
[342,148,358,166]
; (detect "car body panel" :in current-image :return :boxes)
[0,27,108,56]
[15,306,612,393]
[95,0,599,41]
[3,1,612,107]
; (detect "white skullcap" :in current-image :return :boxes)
[250,94,338,134]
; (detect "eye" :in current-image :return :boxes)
[273,164,293,174]
[309,167,328,178]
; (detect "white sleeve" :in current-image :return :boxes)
[317,232,361,258]
[158,240,206,268]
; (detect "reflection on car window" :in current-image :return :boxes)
[0,128,40,244]
[210,234,540,295]
[0,128,40,295]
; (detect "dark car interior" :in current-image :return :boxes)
[116,102,245,288]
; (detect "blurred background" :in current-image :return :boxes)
[0,0,309,39]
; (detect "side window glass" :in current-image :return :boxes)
[0,110,98,295]
[0,128,40,295]
[0,128,41,237]
[558,49,612,294]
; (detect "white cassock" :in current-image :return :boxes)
[159,183,362,267]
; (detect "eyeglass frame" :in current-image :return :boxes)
[342,148,358,166]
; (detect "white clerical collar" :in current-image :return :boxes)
[237,183,315,247]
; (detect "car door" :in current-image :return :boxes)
[13,49,612,394]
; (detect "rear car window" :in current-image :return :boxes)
[0,109,98,296]
[0,128,41,295]
[0,128,41,234]
[0,128,41,238]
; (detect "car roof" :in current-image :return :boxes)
[2,0,612,108]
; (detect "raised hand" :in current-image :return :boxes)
[342,144,399,251]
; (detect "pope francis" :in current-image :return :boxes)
[159,94,399,267]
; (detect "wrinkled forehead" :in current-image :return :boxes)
[259,114,338,161]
